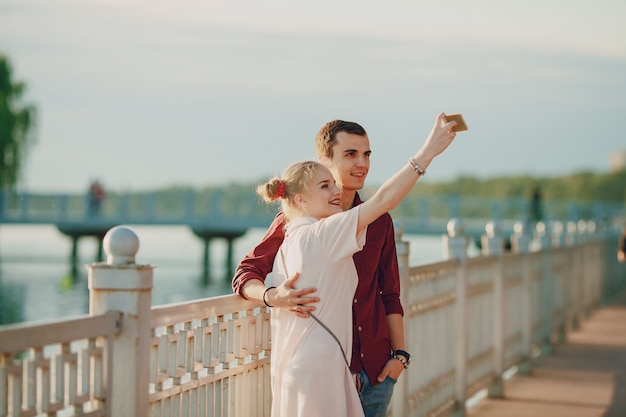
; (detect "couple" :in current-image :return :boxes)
[232,113,458,417]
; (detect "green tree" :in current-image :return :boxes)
[0,54,37,189]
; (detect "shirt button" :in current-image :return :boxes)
[361,353,364,358]
[353,299,358,304]
[358,326,362,331]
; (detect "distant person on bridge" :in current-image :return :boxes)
[529,185,543,224]
[233,113,459,417]
[87,179,105,217]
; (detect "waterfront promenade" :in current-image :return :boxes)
[468,290,626,417]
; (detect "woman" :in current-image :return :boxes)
[258,113,458,417]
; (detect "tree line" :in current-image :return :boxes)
[1,53,624,210]
[395,169,626,204]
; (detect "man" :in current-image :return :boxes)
[232,120,410,417]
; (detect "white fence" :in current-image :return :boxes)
[1,220,623,417]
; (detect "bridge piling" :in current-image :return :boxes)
[190,228,246,281]
[57,224,110,277]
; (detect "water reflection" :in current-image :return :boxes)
[0,266,26,325]
[0,225,452,326]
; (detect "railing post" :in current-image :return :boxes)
[87,225,154,417]
[481,221,504,256]
[443,218,469,417]
[392,222,410,417]
[551,222,565,248]
[535,222,553,355]
[482,221,505,398]
[577,220,588,243]
[510,221,533,374]
[565,221,578,246]
[569,222,586,329]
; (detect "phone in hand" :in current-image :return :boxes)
[443,114,468,132]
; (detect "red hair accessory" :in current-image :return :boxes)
[277,181,285,198]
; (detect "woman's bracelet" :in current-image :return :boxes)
[408,158,426,176]
[263,286,276,307]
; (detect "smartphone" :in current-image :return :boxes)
[443,114,468,132]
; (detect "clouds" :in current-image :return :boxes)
[0,0,624,192]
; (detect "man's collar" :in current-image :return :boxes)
[352,191,363,207]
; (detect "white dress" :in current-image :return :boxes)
[269,207,367,417]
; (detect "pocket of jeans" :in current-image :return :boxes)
[352,373,362,393]
[386,375,398,384]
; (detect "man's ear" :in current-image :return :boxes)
[318,154,331,166]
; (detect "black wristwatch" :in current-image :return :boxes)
[393,349,411,369]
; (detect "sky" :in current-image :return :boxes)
[1,0,625,193]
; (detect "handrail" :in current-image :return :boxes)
[0,311,122,353]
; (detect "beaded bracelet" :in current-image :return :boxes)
[263,286,276,307]
[393,354,409,369]
[408,158,426,176]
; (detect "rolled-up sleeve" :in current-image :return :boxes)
[231,213,286,298]
[377,216,403,316]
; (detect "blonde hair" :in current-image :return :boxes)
[256,161,322,219]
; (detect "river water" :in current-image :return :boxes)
[0,224,466,326]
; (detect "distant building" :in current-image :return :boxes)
[609,150,626,172]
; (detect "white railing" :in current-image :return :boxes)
[1,220,623,417]
[0,312,121,416]
[149,296,271,417]
[398,226,609,417]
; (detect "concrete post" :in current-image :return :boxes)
[551,221,566,248]
[481,221,504,256]
[510,221,532,254]
[443,218,469,261]
[481,221,505,398]
[510,222,533,374]
[577,220,588,243]
[87,226,154,417]
[444,218,468,417]
[535,222,553,355]
[565,221,578,246]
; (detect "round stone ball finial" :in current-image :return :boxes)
[103,225,140,266]
[567,221,577,234]
[485,221,500,238]
[536,221,546,234]
[513,221,528,236]
[553,221,564,234]
[447,218,465,237]
[586,220,596,234]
